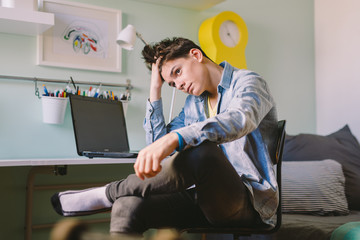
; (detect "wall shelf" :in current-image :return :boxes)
[0,6,54,36]
[133,0,225,11]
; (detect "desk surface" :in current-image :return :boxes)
[0,157,136,167]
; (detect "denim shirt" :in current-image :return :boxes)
[143,62,278,225]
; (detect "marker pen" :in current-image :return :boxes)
[43,84,49,96]
[90,88,96,97]
[70,76,76,90]
[94,88,100,98]
[66,85,72,93]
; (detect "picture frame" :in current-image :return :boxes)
[37,0,122,72]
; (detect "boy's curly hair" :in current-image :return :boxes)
[141,37,210,73]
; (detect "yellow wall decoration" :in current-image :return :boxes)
[198,11,248,69]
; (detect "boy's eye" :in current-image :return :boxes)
[175,69,181,75]
[168,82,176,87]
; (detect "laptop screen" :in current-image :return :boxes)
[69,95,130,155]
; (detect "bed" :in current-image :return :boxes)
[274,211,360,240]
[271,125,360,240]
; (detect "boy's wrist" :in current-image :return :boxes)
[174,132,185,151]
[149,85,162,102]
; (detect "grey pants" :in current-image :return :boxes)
[106,141,260,233]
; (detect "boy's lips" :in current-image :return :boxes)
[186,83,192,94]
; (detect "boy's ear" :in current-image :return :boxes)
[189,48,203,62]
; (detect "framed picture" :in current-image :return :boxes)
[37,0,122,72]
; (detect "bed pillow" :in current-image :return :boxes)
[283,125,360,210]
[282,160,349,216]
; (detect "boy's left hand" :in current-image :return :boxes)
[134,132,179,180]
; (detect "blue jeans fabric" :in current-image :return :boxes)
[106,142,261,233]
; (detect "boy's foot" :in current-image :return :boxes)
[51,186,112,216]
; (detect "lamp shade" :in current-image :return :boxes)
[116,24,137,50]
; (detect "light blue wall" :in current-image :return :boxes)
[0,0,314,239]
[0,0,315,160]
[233,0,315,133]
[0,0,200,159]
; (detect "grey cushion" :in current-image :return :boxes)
[283,125,360,210]
[282,160,349,216]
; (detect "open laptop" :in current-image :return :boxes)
[69,94,138,159]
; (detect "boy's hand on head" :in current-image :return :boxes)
[134,132,179,180]
[149,57,163,102]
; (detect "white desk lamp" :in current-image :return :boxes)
[116,25,147,49]
[117,24,176,122]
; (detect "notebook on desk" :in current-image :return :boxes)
[69,94,138,159]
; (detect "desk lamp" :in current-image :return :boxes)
[117,24,176,122]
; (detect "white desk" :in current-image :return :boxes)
[0,157,136,167]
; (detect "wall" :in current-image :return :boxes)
[213,0,315,134]
[0,0,315,161]
[0,0,315,239]
[315,0,360,140]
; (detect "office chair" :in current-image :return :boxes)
[181,120,286,240]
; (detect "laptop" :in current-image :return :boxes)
[69,94,138,158]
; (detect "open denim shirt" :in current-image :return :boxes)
[143,61,278,225]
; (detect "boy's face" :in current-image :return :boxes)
[160,50,208,96]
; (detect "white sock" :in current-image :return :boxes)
[59,186,112,216]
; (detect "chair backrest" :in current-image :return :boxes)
[271,120,286,233]
[275,120,286,165]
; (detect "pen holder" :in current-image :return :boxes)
[41,96,68,124]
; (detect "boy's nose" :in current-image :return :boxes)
[175,80,185,90]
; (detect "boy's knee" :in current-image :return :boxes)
[177,141,224,169]
[189,141,221,159]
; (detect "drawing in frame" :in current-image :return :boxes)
[37,0,122,72]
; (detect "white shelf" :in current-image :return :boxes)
[0,6,54,36]
[133,0,225,11]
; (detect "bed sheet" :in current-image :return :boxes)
[272,211,360,240]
